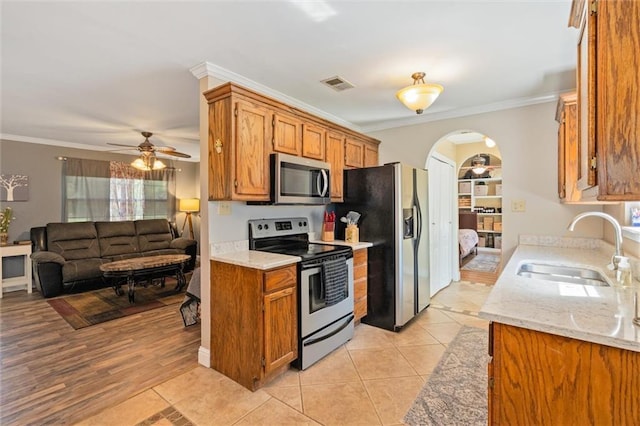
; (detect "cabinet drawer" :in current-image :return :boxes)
[264,265,296,293]
[353,248,367,265]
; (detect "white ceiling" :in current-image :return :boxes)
[1,0,578,162]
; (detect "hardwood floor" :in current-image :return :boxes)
[0,289,200,425]
[459,252,502,285]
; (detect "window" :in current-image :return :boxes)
[63,158,176,222]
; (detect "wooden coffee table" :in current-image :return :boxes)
[100,254,190,303]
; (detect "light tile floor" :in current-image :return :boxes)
[75,281,492,426]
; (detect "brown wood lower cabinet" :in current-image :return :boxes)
[353,248,368,322]
[211,261,297,391]
[488,322,640,425]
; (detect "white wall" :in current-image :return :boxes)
[369,101,603,260]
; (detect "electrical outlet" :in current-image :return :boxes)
[511,200,526,212]
[217,202,231,216]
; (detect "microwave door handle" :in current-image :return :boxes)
[321,169,328,197]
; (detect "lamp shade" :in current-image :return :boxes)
[396,72,443,114]
[179,198,200,212]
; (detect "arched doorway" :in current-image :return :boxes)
[427,130,503,292]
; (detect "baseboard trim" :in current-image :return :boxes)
[198,346,210,367]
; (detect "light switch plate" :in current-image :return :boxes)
[511,200,526,212]
[217,202,232,215]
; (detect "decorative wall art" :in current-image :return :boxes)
[0,174,29,201]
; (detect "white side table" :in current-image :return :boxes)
[0,244,32,298]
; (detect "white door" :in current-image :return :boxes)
[428,155,456,296]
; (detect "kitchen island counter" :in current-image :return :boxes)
[480,237,640,352]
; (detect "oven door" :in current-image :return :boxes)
[272,153,331,205]
[300,257,354,338]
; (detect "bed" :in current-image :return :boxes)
[459,211,479,264]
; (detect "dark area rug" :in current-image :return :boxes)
[47,279,185,330]
[461,253,500,273]
[404,326,489,426]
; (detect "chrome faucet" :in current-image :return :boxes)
[568,211,624,270]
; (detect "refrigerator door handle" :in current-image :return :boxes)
[414,205,421,242]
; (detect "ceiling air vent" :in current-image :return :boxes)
[320,75,355,92]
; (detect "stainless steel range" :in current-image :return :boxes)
[249,217,354,370]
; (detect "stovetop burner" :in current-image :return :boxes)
[248,217,351,261]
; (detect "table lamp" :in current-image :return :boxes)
[179,198,200,240]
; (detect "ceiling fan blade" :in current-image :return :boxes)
[107,142,141,148]
[154,146,177,152]
[160,151,191,158]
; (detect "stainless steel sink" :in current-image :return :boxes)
[517,262,610,287]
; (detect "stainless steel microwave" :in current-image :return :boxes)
[270,153,331,205]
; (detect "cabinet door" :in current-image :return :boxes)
[576,1,597,191]
[263,286,297,374]
[273,112,302,156]
[234,99,271,199]
[345,138,364,168]
[363,143,379,167]
[353,248,368,321]
[596,0,640,199]
[326,132,345,201]
[302,123,326,160]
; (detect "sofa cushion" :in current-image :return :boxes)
[96,221,140,258]
[142,248,184,257]
[62,258,110,283]
[47,222,100,261]
[135,219,173,253]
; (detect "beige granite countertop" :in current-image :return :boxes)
[480,237,640,352]
[211,250,300,270]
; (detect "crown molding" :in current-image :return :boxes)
[360,92,562,133]
[189,61,361,132]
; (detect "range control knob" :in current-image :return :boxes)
[257,224,263,230]
[264,224,269,230]
[303,221,307,226]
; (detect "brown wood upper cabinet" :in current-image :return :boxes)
[208,94,271,201]
[345,138,364,168]
[326,131,345,201]
[301,123,326,160]
[556,92,580,202]
[273,112,302,156]
[204,82,380,201]
[569,0,640,201]
[346,137,379,169]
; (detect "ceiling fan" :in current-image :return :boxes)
[108,131,191,171]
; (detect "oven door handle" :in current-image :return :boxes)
[303,314,354,347]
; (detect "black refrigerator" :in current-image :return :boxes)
[336,163,430,331]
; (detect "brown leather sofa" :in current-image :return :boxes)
[30,219,197,298]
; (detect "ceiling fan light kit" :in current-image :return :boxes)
[396,72,443,114]
[108,131,191,171]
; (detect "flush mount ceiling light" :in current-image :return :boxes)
[484,136,496,148]
[471,154,488,174]
[396,72,443,114]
